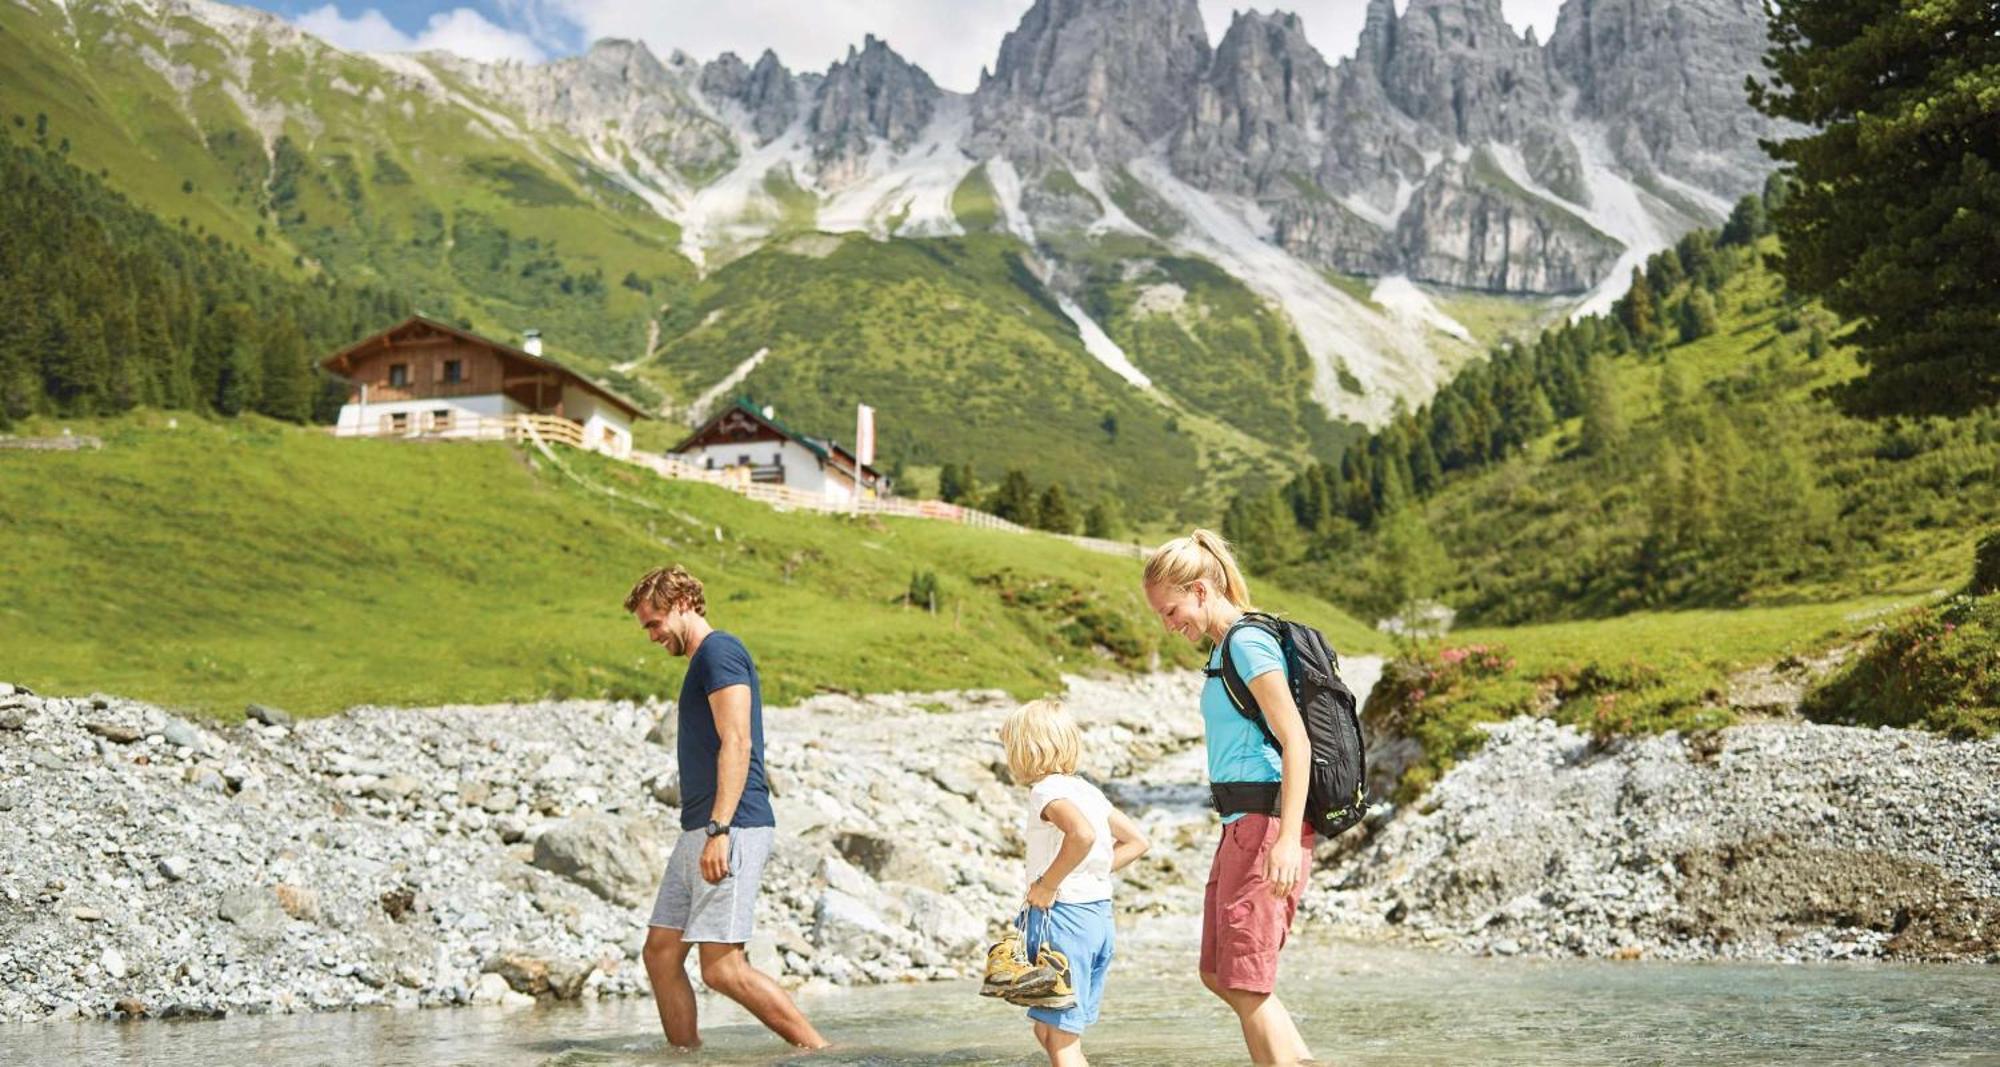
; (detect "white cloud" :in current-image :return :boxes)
[294,4,548,63]
[539,0,1567,91]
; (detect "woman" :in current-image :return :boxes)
[1143,530,1315,1067]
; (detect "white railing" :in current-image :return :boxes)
[326,413,586,450]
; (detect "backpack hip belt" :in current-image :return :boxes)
[1210,780,1281,816]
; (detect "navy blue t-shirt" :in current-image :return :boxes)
[675,630,775,831]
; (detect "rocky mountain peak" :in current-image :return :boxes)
[1549,0,1790,201]
[1378,0,1558,145]
[972,0,1212,168]
[1168,8,1334,193]
[807,34,940,179]
[700,48,799,144]
[1354,0,1401,74]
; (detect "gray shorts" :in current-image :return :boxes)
[647,826,774,943]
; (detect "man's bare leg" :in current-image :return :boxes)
[643,926,701,1050]
[697,942,828,1049]
[1202,970,1313,1066]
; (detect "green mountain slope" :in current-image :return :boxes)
[0,0,694,380]
[643,232,1234,515]
[1240,208,2000,627]
[0,0,1578,522]
[0,125,404,422]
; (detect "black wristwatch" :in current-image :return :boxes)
[704,820,728,838]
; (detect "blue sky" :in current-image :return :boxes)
[240,1,1568,93]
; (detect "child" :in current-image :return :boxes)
[997,699,1150,1067]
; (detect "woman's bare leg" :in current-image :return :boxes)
[1202,970,1313,1065]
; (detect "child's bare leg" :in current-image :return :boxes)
[1033,1021,1090,1067]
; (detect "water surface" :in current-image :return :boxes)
[6,932,1995,1066]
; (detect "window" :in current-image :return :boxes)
[383,412,409,434]
[431,409,453,431]
[739,453,752,466]
[443,360,463,384]
[388,363,409,388]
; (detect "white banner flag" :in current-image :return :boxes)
[855,403,876,468]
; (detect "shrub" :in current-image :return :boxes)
[1802,595,2000,738]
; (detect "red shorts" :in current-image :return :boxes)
[1199,813,1312,994]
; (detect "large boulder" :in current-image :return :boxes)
[812,888,900,959]
[892,884,988,956]
[833,830,950,891]
[530,813,666,907]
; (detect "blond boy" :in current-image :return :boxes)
[999,700,1151,1067]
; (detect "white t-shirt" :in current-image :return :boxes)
[1024,773,1115,904]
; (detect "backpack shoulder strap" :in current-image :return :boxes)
[1208,613,1284,752]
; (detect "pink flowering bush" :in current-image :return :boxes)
[1804,594,1999,739]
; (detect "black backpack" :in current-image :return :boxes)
[1207,611,1368,839]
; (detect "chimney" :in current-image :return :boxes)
[523,328,543,356]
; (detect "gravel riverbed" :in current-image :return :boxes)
[1,668,1992,1024]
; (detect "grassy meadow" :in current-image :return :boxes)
[0,413,1384,718]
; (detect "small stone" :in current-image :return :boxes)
[87,722,142,745]
[101,947,129,979]
[71,907,103,922]
[364,775,420,802]
[161,720,204,752]
[217,887,285,936]
[499,989,536,1009]
[157,857,189,882]
[537,753,579,780]
[479,787,518,815]
[482,952,551,996]
[274,884,320,921]
[546,958,592,1000]
[114,997,146,1017]
[186,766,227,793]
[379,887,417,921]
[648,772,680,807]
[244,704,292,727]
[0,710,24,732]
[469,972,511,1005]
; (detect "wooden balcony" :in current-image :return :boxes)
[355,380,499,404]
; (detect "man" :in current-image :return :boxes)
[624,565,827,1052]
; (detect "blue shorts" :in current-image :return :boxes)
[1022,900,1115,1035]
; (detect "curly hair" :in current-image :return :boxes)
[623,565,706,617]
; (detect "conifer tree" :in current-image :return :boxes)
[1036,483,1077,534]
[1751,0,2000,415]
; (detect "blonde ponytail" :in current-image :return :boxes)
[1143,528,1253,608]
